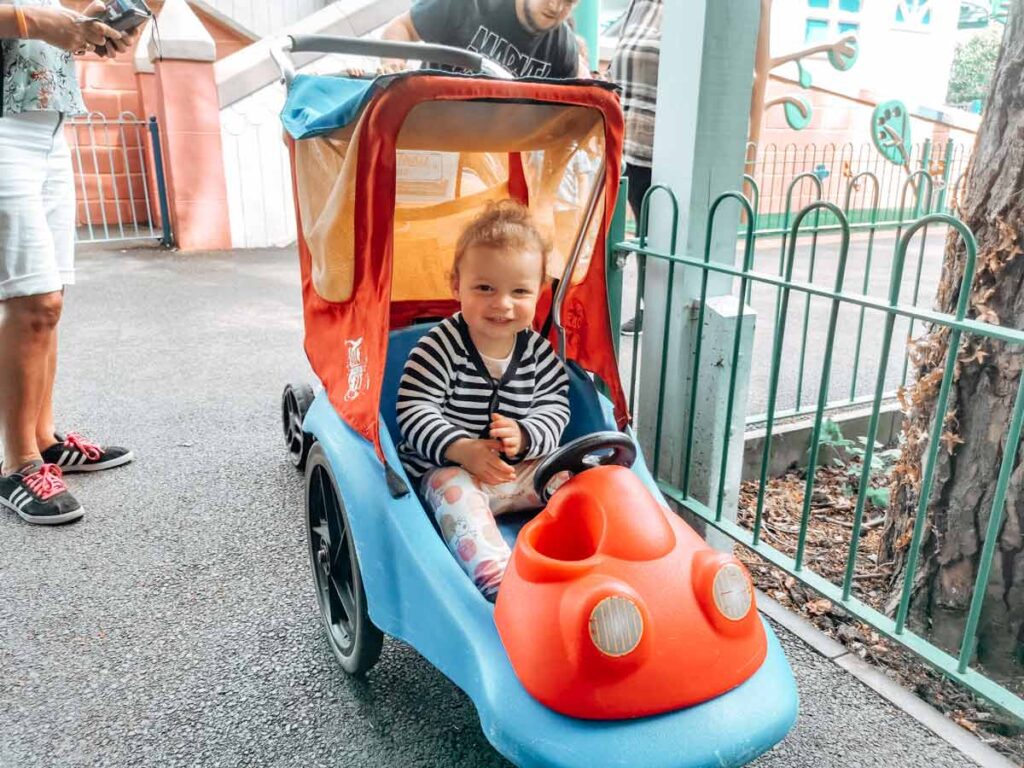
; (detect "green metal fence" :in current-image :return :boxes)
[734,154,962,424]
[744,140,970,232]
[611,186,1024,724]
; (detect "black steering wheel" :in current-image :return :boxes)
[533,431,637,502]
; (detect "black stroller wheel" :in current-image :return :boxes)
[305,443,384,676]
[282,383,315,470]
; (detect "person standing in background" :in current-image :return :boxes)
[0,1,136,525]
[610,0,661,335]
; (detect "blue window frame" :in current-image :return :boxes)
[804,0,863,42]
[805,18,831,42]
[895,0,932,26]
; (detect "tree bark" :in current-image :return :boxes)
[881,1,1024,679]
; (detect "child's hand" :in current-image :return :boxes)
[445,438,516,485]
[490,414,524,458]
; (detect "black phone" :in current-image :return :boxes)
[102,0,153,31]
[94,0,152,56]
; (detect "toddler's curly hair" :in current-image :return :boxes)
[451,200,551,283]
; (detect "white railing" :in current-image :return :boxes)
[194,0,334,38]
[216,0,409,248]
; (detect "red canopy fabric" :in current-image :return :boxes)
[288,74,627,463]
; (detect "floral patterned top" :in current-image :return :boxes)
[1,0,86,116]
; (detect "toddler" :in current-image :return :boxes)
[396,200,570,601]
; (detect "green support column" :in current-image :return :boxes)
[637,0,761,550]
[573,0,600,71]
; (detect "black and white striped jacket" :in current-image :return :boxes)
[397,314,570,481]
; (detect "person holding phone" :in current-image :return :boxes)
[0,1,140,526]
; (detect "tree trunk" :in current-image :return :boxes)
[881,1,1024,680]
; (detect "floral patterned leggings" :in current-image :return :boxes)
[421,461,545,601]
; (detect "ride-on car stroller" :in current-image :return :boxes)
[273,35,798,768]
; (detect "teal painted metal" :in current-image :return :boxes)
[777,173,822,415]
[709,193,756,520]
[894,215,977,636]
[934,140,956,214]
[740,151,963,425]
[629,185,679,419]
[616,200,1024,723]
[794,203,851,569]
[572,0,600,71]
[658,483,1024,724]
[898,170,936,386]
[653,256,677,480]
[616,243,1024,346]
[683,191,756,498]
[871,100,912,166]
[148,116,174,248]
[958,370,1024,673]
[744,140,968,236]
[741,174,759,305]
[844,171,881,402]
[606,177,629,359]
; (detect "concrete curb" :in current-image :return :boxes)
[756,589,1018,768]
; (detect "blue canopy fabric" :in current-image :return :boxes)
[280,74,381,139]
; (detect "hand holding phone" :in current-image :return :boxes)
[91,0,152,57]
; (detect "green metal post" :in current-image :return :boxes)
[573,0,601,71]
[936,141,956,214]
[606,176,629,359]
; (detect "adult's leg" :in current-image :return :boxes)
[625,162,653,224]
[0,113,67,472]
[623,163,653,333]
[35,115,77,455]
[34,317,59,453]
[0,291,64,470]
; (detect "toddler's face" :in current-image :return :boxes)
[453,245,544,351]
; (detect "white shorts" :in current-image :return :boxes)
[0,111,76,301]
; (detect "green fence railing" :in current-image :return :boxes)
[744,139,970,232]
[740,164,952,424]
[613,187,1024,724]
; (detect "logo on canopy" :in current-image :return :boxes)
[345,338,369,401]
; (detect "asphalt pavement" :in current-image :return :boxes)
[0,243,986,768]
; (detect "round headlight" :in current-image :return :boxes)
[588,595,644,657]
[712,563,753,621]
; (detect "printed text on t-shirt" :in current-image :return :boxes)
[467,26,552,77]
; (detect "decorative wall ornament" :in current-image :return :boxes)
[871,100,913,166]
[749,0,860,147]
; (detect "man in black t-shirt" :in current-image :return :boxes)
[380,0,583,79]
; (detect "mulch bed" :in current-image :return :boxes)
[735,466,1024,764]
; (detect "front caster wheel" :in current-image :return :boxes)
[305,443,383,675]
[282,383,315,470]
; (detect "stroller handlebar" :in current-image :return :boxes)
[271,35,515,86]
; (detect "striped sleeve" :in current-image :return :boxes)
[396,328,472,466]
[519,338,570,460]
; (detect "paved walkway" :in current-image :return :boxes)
[0,245,989,768]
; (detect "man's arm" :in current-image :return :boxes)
[381,10,421,43]
[375,10,423,73]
